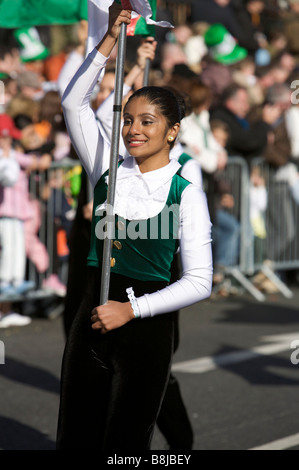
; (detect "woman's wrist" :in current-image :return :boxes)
[96,32,118,58]
[126,301,136,321]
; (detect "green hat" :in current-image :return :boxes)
[14,27,49,62]
[204,24,248,65]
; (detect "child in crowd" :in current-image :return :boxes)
[0,113,52,292]
[0,114,34,327]
[210,120,241,290]
[13,112,67,296]
[0,114,35,296]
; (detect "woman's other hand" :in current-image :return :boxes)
[107,3,132,40]
[137,37,157,70]
[91,300,135,334]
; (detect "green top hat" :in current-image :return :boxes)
[14,26,49,62]
[204,24,248,65]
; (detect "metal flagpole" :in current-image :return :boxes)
[143,57,151,86]
[100,22,127,306]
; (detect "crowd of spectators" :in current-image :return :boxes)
[1,0,299,326]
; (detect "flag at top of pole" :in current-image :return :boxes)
[118,0,172,35]
[87,0,173,54]
[123,0,156,37]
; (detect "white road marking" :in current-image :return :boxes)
[250,432,299,450]
[172,332,299,374]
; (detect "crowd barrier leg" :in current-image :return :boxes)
[260,263,294,299]
[227,266,266,302]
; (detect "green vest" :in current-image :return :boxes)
[87,165,191,282]
[177,153,193,175]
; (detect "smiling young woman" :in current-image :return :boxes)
[56,3,213,451]
[122,93,180,172]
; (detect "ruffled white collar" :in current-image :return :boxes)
[96,157,181,220]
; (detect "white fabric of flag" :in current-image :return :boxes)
[86,0,172,54]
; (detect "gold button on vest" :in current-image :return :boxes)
[113,240,122,250]
[110,257,116,268]
[117,221,125,231]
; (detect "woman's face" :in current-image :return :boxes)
[122,96,176,162]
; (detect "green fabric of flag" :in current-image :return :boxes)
[117,0,156,37]
[0,0,88,28]
[127,15,156,37]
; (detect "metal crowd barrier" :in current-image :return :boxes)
[208,156,298,301]
[207,156,267,301]
[0,158,82,312]
[249,157,298,299]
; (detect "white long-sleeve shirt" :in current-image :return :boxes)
[62,48,213,318]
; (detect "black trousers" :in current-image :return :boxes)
[156,254,193,450]
[57,268,175,450]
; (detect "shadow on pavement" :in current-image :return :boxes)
[0,416,55,450]
[0,356,60,394]
[212,344,299,386]
[218,298,299,326]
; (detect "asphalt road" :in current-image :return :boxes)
[1,286,299,451]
